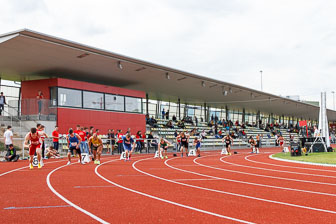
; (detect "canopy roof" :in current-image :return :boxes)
[0,29,334,121]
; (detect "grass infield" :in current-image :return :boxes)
[273,151,336,165]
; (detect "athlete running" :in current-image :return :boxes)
[193,137,202,157]
[180,132,189,157]
[24,128,43,169]
[66,129,82,165]
[255,134,260,153]
[159,137,171,159]
[122,133,136,161]
[222,134,233,155]
[88,133,103,165]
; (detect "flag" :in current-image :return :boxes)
[299,120,307,127]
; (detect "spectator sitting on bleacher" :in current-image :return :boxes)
[165,120,174,129]
[5,144,19,162]
[200,130,207,139]
[235,120,239,126]
[147,131,158,151]
[172,115,177,122]
[145,113,150,124]
[177,120,185,128]
[149,116,158,128]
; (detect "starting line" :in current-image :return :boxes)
[4,205,71,210]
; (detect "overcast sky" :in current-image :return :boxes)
[1,0,336,109]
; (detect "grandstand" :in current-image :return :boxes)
[0,29,334,156]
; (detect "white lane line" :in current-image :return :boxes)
[0,159,67,177]
[167,156,336,197]
[147,157,336,214]
[74,186,116,188]
[235,155,336,178]
[46,162,110,224]
[172,178,218,181]
[95,159,254,224]
[218,157,336,186]
[246,154,336,172]
[4,205,71,210]
[269,155,336,168]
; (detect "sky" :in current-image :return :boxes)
[1,0,336,109]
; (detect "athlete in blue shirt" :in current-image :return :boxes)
[122,133,136,161]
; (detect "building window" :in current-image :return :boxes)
[125,97,142,113]
[83,91,104,110]
[105,94,125,111]
[58,88,82,107]
[50,87,57,106]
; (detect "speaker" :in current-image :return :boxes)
[327,147,334,152]
[290,143,301,156]
[312,143,325,152]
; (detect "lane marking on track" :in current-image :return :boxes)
[148,157,336,214]
[192,155,336,193]
[0,159,67,177]
[46,162,111,224]
[74,186,116,188]
[116,174,146,177]
[3,205,71,210]
[236,155,336,178]
[172,178,218,181]
[95,158,254,224]
[219,157,336,186]
[246,154,336,172]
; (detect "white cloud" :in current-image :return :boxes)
[1,0,336,108]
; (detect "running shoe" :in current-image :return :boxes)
[161,156,164,159]
[165,156,168,159]
[29,163,33,169]
[67,161,71,165]
[198,154,201,157]
[38,163,42,169]
[94,160,97,164]
[96,161,101,165]
[81,161,85,165]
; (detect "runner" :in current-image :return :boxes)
[122,133,136,161]
[77,127,89,154]
[176,132,181,152]
[88,133,103,164]
[277,135,285,150]
[24,128,43,169]
[159,137,171,159]
[193,137,202,157]
[248,136,256,153]
[180,132,189,157]
[222,134,233,155]
[66,129,82,165]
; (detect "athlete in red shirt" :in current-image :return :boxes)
[25,128,42,169]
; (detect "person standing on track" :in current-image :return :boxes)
[51,126,60,151]
[117,129,124,154]
[37,124,48,159]
[66,129,83,165]
[277,135,285,150]
[193,137,202,157]
[222,134,233,155]
[24,128,43,169]
[159,137,171,159]
[248,136,256,153]
[88,133,103,165]
[180,132,189,157]
[122,133,136,161]
[255,134,260,154]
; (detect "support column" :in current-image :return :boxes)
[225,106,229,121]
[204,102,207,122]
[178,98,181,120]
[146,93,149,115]
[242,108,246,124]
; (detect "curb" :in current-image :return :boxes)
[269,154,336,168]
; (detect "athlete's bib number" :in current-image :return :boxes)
[71,142,78,146]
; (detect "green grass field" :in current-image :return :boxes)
[272,151,336,165]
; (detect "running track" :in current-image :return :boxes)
[1,147,335,223]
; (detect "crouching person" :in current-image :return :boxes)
[5,144,19,162]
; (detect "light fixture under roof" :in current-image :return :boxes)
[201,81,205,87]
[223,90,228,96]
[117,61,123,70]
[166,72,170,80]
[229,87,232,93]
[77,53,89,58]
[135,67,146,72]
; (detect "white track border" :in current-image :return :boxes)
[269,154,336,168]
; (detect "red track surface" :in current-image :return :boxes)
[1,147,336,223]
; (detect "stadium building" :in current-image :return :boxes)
[0,29,335,136]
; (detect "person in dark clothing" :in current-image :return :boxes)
[5,144,19,162]
[147,131,158,152]
[0,92,6,115]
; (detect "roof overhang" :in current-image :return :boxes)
[0,29,335,121]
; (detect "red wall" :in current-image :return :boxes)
[57,108,146,134]
[21,78,146,134]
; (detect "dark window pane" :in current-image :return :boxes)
[58,88,82,107]
[105,94,124,111]
[83,91,104,109]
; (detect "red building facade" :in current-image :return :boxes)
[21,78,146,134]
